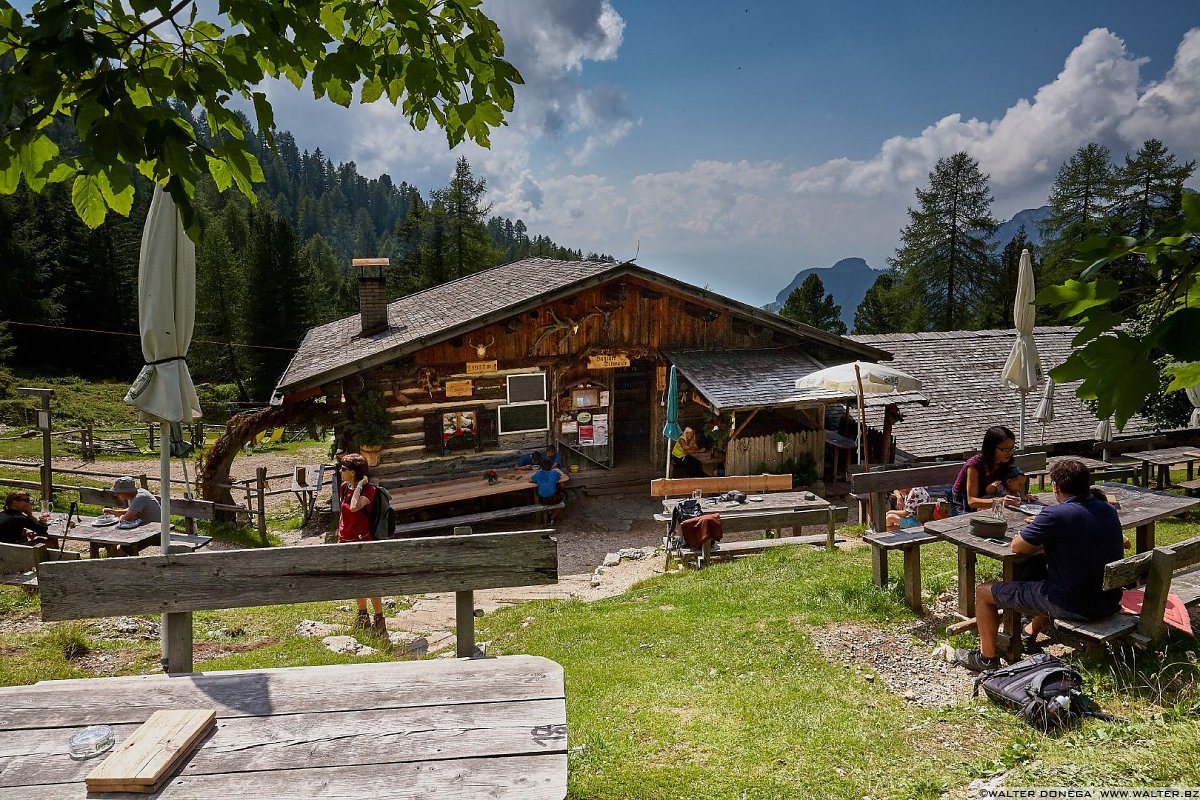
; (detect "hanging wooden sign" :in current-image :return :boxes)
[444,379,473,398]
[465,360,497,375]
[587,354,630,369]
[656,366,667,391]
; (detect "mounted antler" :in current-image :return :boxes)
[466,336,495,358]
[530,310,582,355]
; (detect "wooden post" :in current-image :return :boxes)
[162,611,193,673]
[137,474,149,489]
[453,527,475,657]
[256,467,268,545]
[1135,546,1176,645]
[18,388,54,510]
[148,423,155,451]
[826,508,836,552]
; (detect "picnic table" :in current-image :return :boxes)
[1122,446,1200,489]
[1025,454,1136,489]
[389,470,538,512]
[0,656,568,799]
[923,482,1200,661]
[289,463,330,524]
[656,490,833,537]
[42,514,162,558]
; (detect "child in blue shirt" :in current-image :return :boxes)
[529,460,568,523]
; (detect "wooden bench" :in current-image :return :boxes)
[1176,478,1200,497]
[853,452,1048,610]
[77,486,214,552]
[665,507,848,568]
[1054,533,1200,649]
[38,527,559,672]
[393,502,563,536]
[650,473,793,498]
[0,542,81,588]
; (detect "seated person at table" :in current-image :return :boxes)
[951,426,1024,514]
[0,491,50,545]
[956,459,1123,671]
[516,445,561,471]
[103,476,161,524]
[671,427,709,478]
[529,460,568,523]
[885,487,931,531]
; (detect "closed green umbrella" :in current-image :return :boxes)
[662,366,682,478]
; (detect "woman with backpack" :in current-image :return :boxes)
[336,453,387,638]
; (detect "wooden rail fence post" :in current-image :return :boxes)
[256,467,268,544]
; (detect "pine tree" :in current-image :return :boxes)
[889,152,998,331]
[852,272,909,334]
[1111,139,1195,238]
[975,229,1036,329]
[779,274,847,334]
[434,157,499,279]
[1039,143,1115,288]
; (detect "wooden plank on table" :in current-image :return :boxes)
[393,503,559,535]
[38,530,557,621]
[1055,614,1138,643]
[86,709,215,793]
[649,474,793,497]
[715,507,848,534]
[2,656,564,731]
[388,473,534,511]
[0,753,569,800]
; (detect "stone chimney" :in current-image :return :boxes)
[353,258,389,336]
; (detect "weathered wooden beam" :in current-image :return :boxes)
[39,529,558,621]
[649,474,792,497]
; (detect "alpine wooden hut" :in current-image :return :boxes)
[270,258,895,486]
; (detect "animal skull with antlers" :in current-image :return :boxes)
[467,336,495,358]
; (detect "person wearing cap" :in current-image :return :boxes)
[0,492,50,545]
[103,476,161,523]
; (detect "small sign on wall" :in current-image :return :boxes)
[444,379,473,398]
[466,360,498,375]
[587,354,630,369]
[656,366,667,391]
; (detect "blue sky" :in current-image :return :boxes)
[22,1,1200,305]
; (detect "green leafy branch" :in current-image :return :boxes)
[1034,194,1200,429]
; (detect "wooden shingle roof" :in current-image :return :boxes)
[274,258,891,396]
[847,327,1150,458]
[666,347,849,412]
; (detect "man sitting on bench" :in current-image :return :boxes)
[103,476,161,524]
[956,459,1123,671]
[0,492,50,545]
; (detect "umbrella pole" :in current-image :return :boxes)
[159,421,173,671]
[854,365,869,471]
[665,438,674,479]
[1019,393,1026,450]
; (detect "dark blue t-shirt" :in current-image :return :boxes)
[530,467,563,498]
[1018,494,1124,617]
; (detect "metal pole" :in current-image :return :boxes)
[1019,393,1026,450]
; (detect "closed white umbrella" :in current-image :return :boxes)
[123,184,202,671]
[796,361,922,469]
[1096,417,1114,462]
[1187,385,1200,428]
[1034,377,1055,445]
[1001,249,1043,449]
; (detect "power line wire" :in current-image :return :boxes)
[3,320,297,352]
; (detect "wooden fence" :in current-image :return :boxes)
[723,431,823,478]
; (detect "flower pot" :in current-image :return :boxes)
[776,441,785,453]
[359,444,383,468]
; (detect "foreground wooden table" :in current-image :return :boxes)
[924,483,1200,661]
[0,656,568,799]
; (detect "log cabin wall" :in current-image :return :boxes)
[328,275,850,484]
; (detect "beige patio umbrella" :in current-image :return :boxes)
[795,361,922,470]
[1187,385,1200,428]
[123,184,202,670]
[1095,417,1114,462]
[1034,377,1055,445]
[1001,249,1043,449]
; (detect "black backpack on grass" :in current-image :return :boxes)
[973,653,1090,733]
[369,484,397,539]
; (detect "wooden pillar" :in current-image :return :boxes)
[958,549,976,617]
[256,467,268,545]
[881,403,899,465]
[162,611,193,673]
[453,526,476,657]
[1135,547,1176,645]
[17,388,54,510]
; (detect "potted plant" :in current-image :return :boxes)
[705,413,732,454]
[345,385,393,467]
[773,431,790,453]
[484,469,498,485]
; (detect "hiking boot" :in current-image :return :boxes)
[351,610,370,631]
[1022,632,1044,655]
[371,613,388,638]
[955,648,1001,672]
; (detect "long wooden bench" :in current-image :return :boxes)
[78,486,214,552]
[0,542,81,588]
[1177,478,1200,497]
[664,507,849,568]
[650,473,793,498]
[393,502,563,536]
[1054,533,1200,649]
[853,452,1048,610]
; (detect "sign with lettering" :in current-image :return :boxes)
[465,360,497,375]
[656,365,667,391]
[444,380,473,398]
[351,257,390,266]
[587,354,630,369]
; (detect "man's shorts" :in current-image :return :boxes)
[989,581,1089,622]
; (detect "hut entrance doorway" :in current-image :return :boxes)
[613,361,653,466]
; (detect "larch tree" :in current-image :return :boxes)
[1038,143,1115,289]
[435,156,499,279]
[779,273,847,334]
[1111,139,1196,239]
[976,229,1037,330]
[889,152,998,331]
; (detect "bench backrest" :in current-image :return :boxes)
[0,543,80,574]
[1103,533,1200,591]
[716,506,849,534]
[77,487,215,520]
[38,528,557,621]
[650,474,792,498]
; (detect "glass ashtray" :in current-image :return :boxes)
[68,725,115,760]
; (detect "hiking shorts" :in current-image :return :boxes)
[989,581,1089,622]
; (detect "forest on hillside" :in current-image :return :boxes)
[0,108,611,402]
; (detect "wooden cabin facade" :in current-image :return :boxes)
[273,259,891,485]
